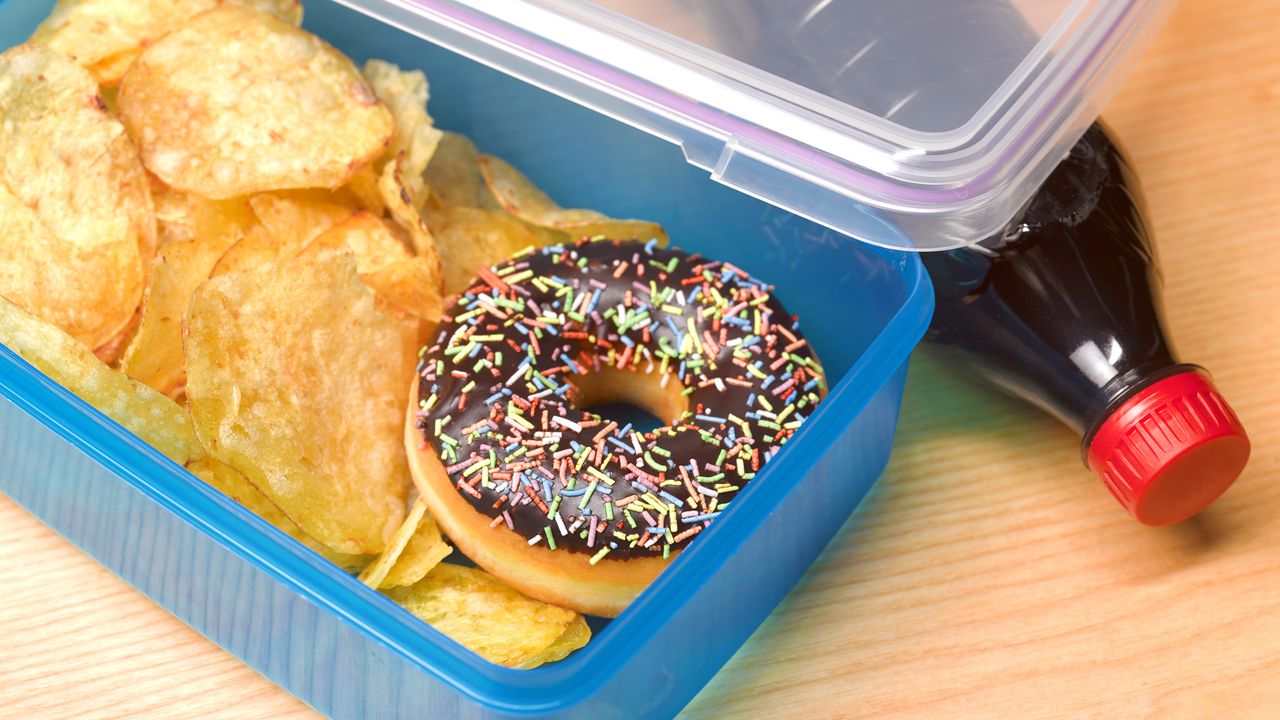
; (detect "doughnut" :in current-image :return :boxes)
[406,239,827,616]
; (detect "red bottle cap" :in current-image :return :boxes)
[1087,371,1250,526]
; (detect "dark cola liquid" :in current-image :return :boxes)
[921,123,1195,448]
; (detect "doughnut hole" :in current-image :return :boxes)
[568,366,688,432]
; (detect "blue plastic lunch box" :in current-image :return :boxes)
[0,1,933,717]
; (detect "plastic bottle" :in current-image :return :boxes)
[921,123,1250,525]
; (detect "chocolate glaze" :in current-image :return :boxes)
[413,239,826,561]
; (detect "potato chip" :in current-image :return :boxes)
[121,199,250,395]
[358,498,451,589]
[360,257,446,332]
[235,0,302,25]
[94,309,140,366]
[340,164,386,215]
[118,6,393,199]
[184,249,417,555]
[379,512,452,588]
[29,0,303,87]
[0,296,202,465]
[428,207,552,296]
[87,51,139,91]
[0,45,150,349]
[211,195,352,277]
[518,616,592,669]
[378,156,440,260]
[362,60,443,209]
[186,456,371,572]
[308,212,412,275]
[478,154,667,244]
[151,182,200,247]
[422,131,492,211]
[187,455,300,537]
[151,183,257,250]
[383,564,590,668]
[296,214,441,336]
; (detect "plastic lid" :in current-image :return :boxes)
[344,0,1174,250]
[1086,371,1250,526]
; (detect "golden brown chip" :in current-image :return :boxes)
[362,60,442,209]
[94,309,141,366]
[379,156,440,260]
[298,214,441,336]
[184,249,417,555]
[252,194,355,241]
[211,195,353,277]
[118,6,393,199]
[428,206,552,296]
[383,564,590,668]
[151,183,257,250]
[478,154,667,244]
[86,50,140,90]
[0,45,150,349]
[380,513,452,588]
[517,616,592,669]
[422,131,493,211]
[151,181,199,247]
[0,296,202,465]
[340,164,387,215]
[308,212,412,274]
[29,0,303,87]
[358,498,451,589]
[186,456,371,572]
[234,0,302,25]
[360,257,446,332]
[120,198,250,395]
[187,455,300,537]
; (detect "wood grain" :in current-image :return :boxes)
[2,0,1277,717]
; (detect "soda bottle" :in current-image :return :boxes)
[921,123,1250,525]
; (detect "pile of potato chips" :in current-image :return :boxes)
[0,0,666,669]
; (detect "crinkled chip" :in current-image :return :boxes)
[519,616,592,669]
[478,154,667,244]
[93,310,140,366]
[363,60,442,209]
[428,206,553,296]
[379,156,441,262]
[186,456,371,572]
[308,212,412,275]
[423,131,493,211]
[340,164,386,216]
[150,182,257,250]
[0,296,202,465]
[360,257,446,334]
[118,5,393,199]
[184,249,417,555]
[383,564,591,668]
[358,498,451,589]
[0,45,151,350]
[121,197,251,395]
[29,0,303,87]
[211,195,353,277]
[299,216,442,334]
[86,51,139,88]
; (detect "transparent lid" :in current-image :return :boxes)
[347,0,1173,250]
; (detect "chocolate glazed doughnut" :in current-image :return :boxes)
[406,239,827,616]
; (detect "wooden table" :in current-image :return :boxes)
[2,1,1276,717]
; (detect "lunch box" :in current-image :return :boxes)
[0,0,1171,716]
